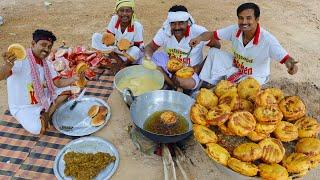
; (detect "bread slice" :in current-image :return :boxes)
[91,113,105,127]
[87,105,100,118]
[102,32,115,46]
[8,43,26,60]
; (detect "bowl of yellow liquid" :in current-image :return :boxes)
[114,65,164,99]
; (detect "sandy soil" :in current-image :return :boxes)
[0,0,319,179]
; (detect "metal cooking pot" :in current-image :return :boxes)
[128,90,195,143]
[114,65,164,104]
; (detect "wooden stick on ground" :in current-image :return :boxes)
[162,145,177,180]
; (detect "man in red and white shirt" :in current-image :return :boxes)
[190,2,298,86]
[144,5,220,91]
[92,0,144,68]
[0,30,80,135]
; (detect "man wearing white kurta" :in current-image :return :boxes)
[144,5,220,91]
[190,2,298,86]
[92,0,144,65]
[1,30,80,135]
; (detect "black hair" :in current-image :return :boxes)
[32,29,57,43]
[237,2,260,18]
[168,5,188,12]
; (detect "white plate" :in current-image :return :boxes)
[52,96,111,136]
[54,136,119,180]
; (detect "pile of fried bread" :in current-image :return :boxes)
[191,77,320,179]
[167,57,195,79]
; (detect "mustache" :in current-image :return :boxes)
[41,50,49,54]
[173,29,183,32]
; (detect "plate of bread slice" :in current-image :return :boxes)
[53,96,111,136]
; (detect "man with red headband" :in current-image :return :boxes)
[0,29,80,135]
[144,5,220,91]
[190,2,298,86]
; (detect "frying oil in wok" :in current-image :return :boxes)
[143,110,189,135]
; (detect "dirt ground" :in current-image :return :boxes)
[1,0,320,179]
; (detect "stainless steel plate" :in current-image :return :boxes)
[53,136,119,180]
[52,96,111,136]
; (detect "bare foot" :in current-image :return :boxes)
[39,112,50,135]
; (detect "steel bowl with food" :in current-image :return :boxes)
[129,90,195,143]
[114,65,164,100]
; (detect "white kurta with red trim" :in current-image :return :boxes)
[107,15,144,49]
[151,24,208,89]
[92,15,144,63]
[152,24,208,66]
[200,24,289,85]
[7,58,69,134]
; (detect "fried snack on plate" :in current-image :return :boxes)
[8,43,26,60]
[258,163,289,180]
[98,106,108,116]
[247,130,270,142]
[117,39,131,51]
[308,153,320,169]
[258,138,285,164]
[227,157,258,177]
[196,88,218,110]
[214,80,237,97]
[233,143,262,162]
[282,153,311,176]
[190,103,208,126]
[237,77,260,101]
[279,96,306,121]
[255,123,277,134]
[239,98,254,113]
[206,143,230,166]
[255,91,278,107]
[193,124,218,144]
[264,87,284,103]
[89,106,108,126]
[254,105,283,125]
[88,105,100,118]
[218,122,236,136]
[102,32,115,46]
[273,121,298,142]
[175,66,194,79]
[206,104,231,126]
[294,116,320,138]
[295,138,320,156]
[166,58,183,73]
[296,138,320,168]
[91,113,105,126]
[228,111,256,136]
[219,91,240,111]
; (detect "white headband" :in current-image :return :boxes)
[167,11,191,23]
[162,11,195,36]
